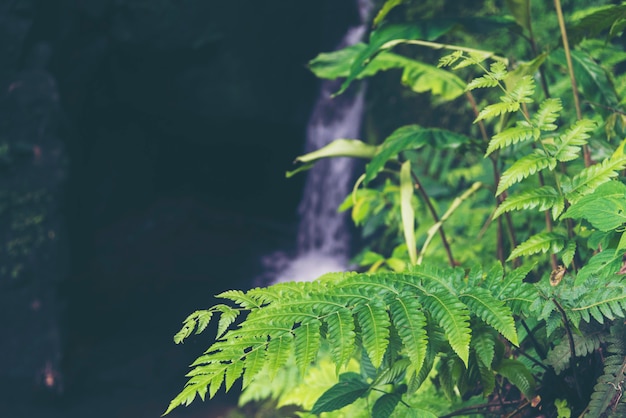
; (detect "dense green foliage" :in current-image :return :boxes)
[166,1,626,416]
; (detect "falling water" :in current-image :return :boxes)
[267,0,373,283]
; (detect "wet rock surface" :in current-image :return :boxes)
[0,0,358,416]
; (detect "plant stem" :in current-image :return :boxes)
[411,172,455,266]
[553,297,583,400]
[521,319,547,359]
[554,0,591,167]
[439,400,522,418]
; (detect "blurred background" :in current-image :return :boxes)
[0,0,361,416]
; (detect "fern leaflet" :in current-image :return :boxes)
[485,123,537,156]
[390,295,428,374]
[508,231,566,261]
[565,154,626,203]
[497,151,556,196]
[493,186,560,219]
[532,98,562,131]
[356,301,391,368]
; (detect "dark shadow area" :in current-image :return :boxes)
[0,1,359,416]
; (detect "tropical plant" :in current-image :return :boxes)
[165,1,626,416]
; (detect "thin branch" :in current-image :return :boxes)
[439,400,522,418]
[553,297,583,400]
[554,0,591,167]
[411,171,455,266]
[521,319,547,359]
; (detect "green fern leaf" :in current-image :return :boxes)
[294,320,321,377]
[420,290,471,366]
[224,359,244,392]
[266,333,294,380]
[546,333,603,375]
[485,123,537,156]
[460,288,518,345]
[586,324,626,417]
[390,295,428,373]
[163,373,212,415]
[495,358,536,400]
[496,151,556,196]
[493,186,560,219]
[566,155,626,204]
[475,101,521,123]
[490,264,535,315]
[216,305,240,339]
[549,119,595,162]
[466,74,501,91]
[207,368,225,399]
[217,290,262,309]
[507,75,535,103]
[325,308,356,373]
[472,328,496,368]
[508,231,566,260]
[561,240,577,267]
[243,345,267,388]
[356,301,391,368]
[532,98,562,131]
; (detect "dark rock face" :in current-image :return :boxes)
[0,0,359,416]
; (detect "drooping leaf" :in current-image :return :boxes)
[325,308,357,373]
[356,301,391,368]
[294,320,321,378]
[266,333,294,380]
[419,290,471,366]
[373,0,406,27]
[475,101,521,123]
[310,373,370,414]
[504,0,530,31]
[336,22,459,95]
[460,288,518,346]
[568,4,626,44]
[400,161,417,265]
[472,328,496,368]
[390,295,428,373]
[495,358,536,400]
[508,232,566,260]
[292,139,378,166]
[372,392,403,418]
[365,125,471,184]
[551,49,619,107]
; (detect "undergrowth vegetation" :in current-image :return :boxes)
[166,1,626,416]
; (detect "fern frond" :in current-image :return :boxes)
[565,154,626,203]
[475,101,521,123]
[472,327,496,368]
[508,232,566,261]
[548,119,595,162]
[325,308,356,373]
[243,345,267,388]
[390,295,428,374]
[493,186,560,219]
[460,288,518,346]
[490,264,535,315]
[466,74,501,91]
[532,98,563,131]
[586,323,626,417]
[497,151,557,196]
[506,75,535,104]
[355,301,391,368]
[570,281,626,325]
[494,359,536,400]
[216,305,240,339]
[485,123,537,156]
[174,310,214,344]
[420,289,471,365]
[294,320,322,377]
[546,333,603,375]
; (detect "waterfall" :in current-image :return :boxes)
[267,0,373,283]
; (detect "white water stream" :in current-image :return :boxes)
[267,0,373,283]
